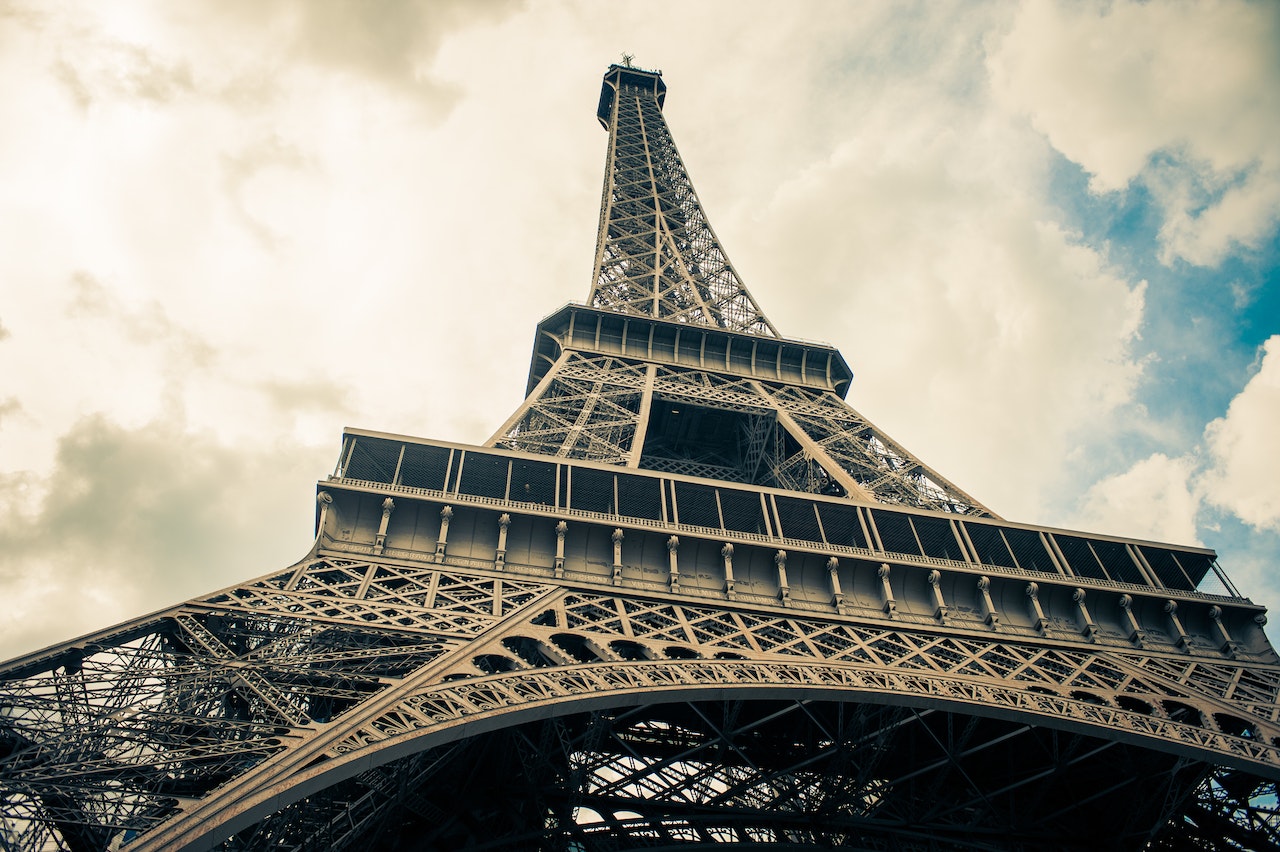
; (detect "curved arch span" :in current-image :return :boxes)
[137,657,1280,851]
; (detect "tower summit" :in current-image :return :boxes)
[494,62,992,516]
[3,63,1279,851]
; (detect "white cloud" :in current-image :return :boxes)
[1202,335,1280,531]
[0,0,1275,656]
[0,415,330,659]
[989,0,1280,266]
[736,48,1146,521]
[1068,452,1202,545]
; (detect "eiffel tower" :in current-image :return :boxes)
[3,62,1279,852]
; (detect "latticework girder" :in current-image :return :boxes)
[495,354,992,515]
[3,61,1277,851]
[3,541,1280,850]
[592,67,776,337]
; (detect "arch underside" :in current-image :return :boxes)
[8,566,1280,851]
[222,694,1270,851]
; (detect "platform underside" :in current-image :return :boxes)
[222,697,1263,851]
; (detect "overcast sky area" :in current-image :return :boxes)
[1,0,1278,659]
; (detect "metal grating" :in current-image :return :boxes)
[1092,539,1147,587]
[571,467,616,515]
[458,453,509,500]
[343,438,400,484]
[1173,551,1215,590]
[966,522,1017,569]
[398,444,451,492]
[719,488,767,536]
[617,473,662,520]
[912,515,964,562]
[775,496,821,543]
[1141,546,1196,592]
[674,481,720,529]
[1002,527,1059,575]
[816,503,869,550]
[871,510,921,557]
[1056,534,1109,582]
[511,459,557,507]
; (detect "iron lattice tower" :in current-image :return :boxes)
[3,63,1279,851]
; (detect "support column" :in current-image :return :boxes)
[1119,594,1143,647]
[1210,605,1238,658]
[626,364,658,468]
[1072,587,1097,640]
[666,536,680,593]
[927,569,948,623]
[1027,582,1049,635]
[977,576,999,628]
[827,557,844,610]
[435,505,453,562]
[373,498,395,556]
[775,550,790,606]
[878,564,896,617]
[1165,600,1190,651]
[315,491,334,548]
[612,528,624,586]
[495,513,511,570]
[722,543,736,600]
[554,521,568,578]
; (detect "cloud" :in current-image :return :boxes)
[0,1,1275,655]
[0,397,20,427]
[220,135,313,249]
[52,41,194,108]
[281,0,518,92]
[738,60,1146,520]
[1067,452,1201,545]
[6,0,523,120]
[1064,335,1279,578]
[989,0,1280,266]
[0,415,331,659]
[1201,335,1280,531]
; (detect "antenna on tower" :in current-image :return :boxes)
[621,52,634,68]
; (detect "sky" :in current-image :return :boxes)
[0,0,1278,660]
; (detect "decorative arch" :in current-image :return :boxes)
[134,657,1280,850]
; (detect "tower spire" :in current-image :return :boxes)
[590,64,778,337]
[492,65,992,517]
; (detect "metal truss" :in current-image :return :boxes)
[3,62,1277,851]
[4,554,1280,849]
[491,352,648,464]
[591,67,776,336]
[495,355,991,515]
[220,700,1214,851]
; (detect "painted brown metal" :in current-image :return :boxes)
[2,62,1278,851]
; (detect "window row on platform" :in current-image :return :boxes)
[339,435,1216,594]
